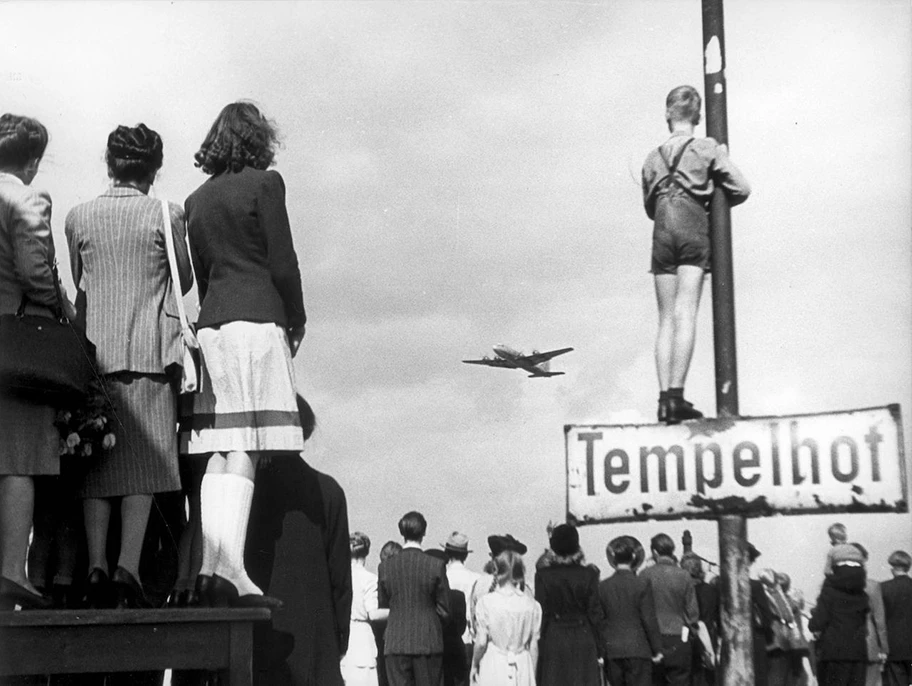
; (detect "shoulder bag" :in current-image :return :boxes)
[161,199,201,394]
[0,264,97,406]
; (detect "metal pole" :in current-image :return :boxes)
[701,2,752,685]
[718,515,753,686]
[702,0,739,419]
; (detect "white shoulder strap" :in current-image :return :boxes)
[161,199,195,339]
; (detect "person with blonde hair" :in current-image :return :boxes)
[472,550,542,686]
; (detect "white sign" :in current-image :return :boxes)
[565,405,907,524]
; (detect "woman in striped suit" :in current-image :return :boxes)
[65,123,192,608]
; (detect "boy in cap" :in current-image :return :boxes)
[880,550,912,686]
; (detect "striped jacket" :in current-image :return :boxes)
[378,546,451,655]
[65,186,192,375]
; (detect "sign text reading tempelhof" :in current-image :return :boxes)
[565,405,907,524]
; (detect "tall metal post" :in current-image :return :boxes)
[701,1,753,685]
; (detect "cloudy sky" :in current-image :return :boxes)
[4,0,910,601]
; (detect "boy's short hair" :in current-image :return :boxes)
[888,550,912,571]
[828,523,847,543]
[398,511,427,541]
[651,533,675,557]
[665,85,702,128]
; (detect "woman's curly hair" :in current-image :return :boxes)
[106,123,163,183]
[194,101,280,175]
[0,113,49,169]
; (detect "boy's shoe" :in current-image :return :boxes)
[666,397,704,424]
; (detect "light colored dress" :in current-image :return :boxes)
[341,563,379,686]
[475,585,542,686]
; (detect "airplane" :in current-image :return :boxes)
[462,344,574,378]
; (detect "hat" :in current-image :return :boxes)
[549,524,580,557]
[442,532,472,554]
[606,536,646,570]
[488,534,528,556]
[747,542,761,563]
[424,548,446,561]
[831,543,865,566]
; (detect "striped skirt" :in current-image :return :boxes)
[80,372,181,498]
[179,321,304,455]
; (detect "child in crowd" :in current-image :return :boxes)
[641,85,751,424]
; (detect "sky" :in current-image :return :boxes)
[3,0,910,603]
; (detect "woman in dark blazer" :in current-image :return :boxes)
[0,113,73,610]
[66,123,192,608]
[180,101,306,607]
[534,524,603,686]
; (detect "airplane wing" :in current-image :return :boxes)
[520,347,574,365]
[462,357,518,368]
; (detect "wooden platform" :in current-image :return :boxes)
[0,607,271,685]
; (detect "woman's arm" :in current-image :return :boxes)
[13,187,59,309]
[166,202,193,295]
[259,171,306,329]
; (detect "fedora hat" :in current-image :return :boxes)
[442,531,472,554]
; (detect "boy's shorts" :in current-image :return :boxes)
[650,195,711,274]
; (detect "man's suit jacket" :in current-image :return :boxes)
[378,547,451,655]
[598,569,662,659]
[881,575,912,660]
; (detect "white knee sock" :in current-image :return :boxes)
[198,473,221,577]
[214,473,261,597]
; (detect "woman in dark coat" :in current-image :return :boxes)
[808,565,869,686]
[534,524,603,686]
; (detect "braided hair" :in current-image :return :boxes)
[106,123,163,184]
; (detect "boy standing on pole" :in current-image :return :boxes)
[641,85,751,424]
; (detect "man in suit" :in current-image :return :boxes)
[379,511,451,686]
[598,536,663,686]
[881,550,912,686]
[639,533,699,686]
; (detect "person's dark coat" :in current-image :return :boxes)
[246,455,352,686]
[808,566,869,663]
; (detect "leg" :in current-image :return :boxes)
[83,497,112,575]
[668,265,705,389]
[654,273,678,392]
[117,494,153,577]
[0,475,38,591]
[199,453,227,579]
[214,451,262,597]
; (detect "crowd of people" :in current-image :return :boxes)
[344,519,911,686]
[1,96,911,686]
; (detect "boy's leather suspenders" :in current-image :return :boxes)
[656,137,705,207]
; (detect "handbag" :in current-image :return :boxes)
[161,198,201,395]
[0,264,97,406]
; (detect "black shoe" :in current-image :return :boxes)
[112,566,150,609]
[195,574,213,608]
[84,567,113,609]
[210,574,238,608]
[657,397,669,423]
[0,576,54,610]
[666,396,704,424]
[212,575,283,609]
[51,583,75,609]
